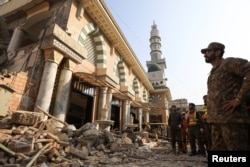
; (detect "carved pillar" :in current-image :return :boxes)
[35,49,63,116]
[53,59,76,128]
[138,108,143,132]
[122,100,130,130]
[7,28,25,60]
[95,87,114,131]
[97,87,107,120]
[145,110,150,123]
[106,88,113,120]
[91,87,99,122]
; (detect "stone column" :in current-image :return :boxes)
[91,87,99,122]
[138,108,143,132]
[106,88,113,120]
[7,28,24,60]
[122,100,130,130]
[97,87,107,120]
[145,110,150,123]
[95,87,114,131]
[53,59,76,128]
[35,49,63,116]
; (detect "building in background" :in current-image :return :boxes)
[169,99,203,113]
[146,22,171,126]
[169,99,189,113]
[0,0,171,131]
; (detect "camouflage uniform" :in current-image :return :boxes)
[207,57,250,151]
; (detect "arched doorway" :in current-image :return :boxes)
[66,78,95,128]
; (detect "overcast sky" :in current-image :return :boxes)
[105,0,250,105]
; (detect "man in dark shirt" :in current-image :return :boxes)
[201,42,250,151]
[186,103,205,156]
[168,105,182,154]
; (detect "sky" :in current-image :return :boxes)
[105,0,250,105]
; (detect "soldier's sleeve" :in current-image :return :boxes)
[227,58,250,101]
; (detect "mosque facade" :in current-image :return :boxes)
[0,0,171,131]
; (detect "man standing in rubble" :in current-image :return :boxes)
[168,105,183,154]
[187,103,205,156]
[201,42,250,151]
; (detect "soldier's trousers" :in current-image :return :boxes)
[211,123,249,151]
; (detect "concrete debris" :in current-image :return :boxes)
[0,110,207,167]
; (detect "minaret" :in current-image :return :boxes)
[146,22,172,125]
[146,21,167,88]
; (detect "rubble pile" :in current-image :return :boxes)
[0,110,166,167]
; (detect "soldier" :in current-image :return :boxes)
[201,42,250,151]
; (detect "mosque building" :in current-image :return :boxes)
[0,0,171,131]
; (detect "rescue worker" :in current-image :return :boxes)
[187,103,205,156]
[181,111,188,153]
[168,105,182,154]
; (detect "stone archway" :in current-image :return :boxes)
[117,60,128,86]
[133,77,139,97]
[78,23,107,68]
